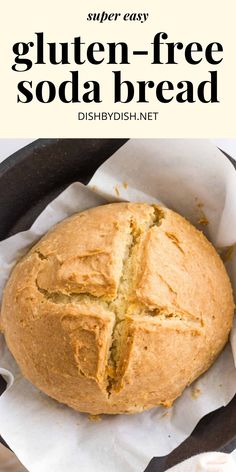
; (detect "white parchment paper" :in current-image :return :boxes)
[0,139,236,472]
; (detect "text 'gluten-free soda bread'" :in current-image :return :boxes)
[0,203,234,414]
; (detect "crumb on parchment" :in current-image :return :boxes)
[191,387,201,399]
[195,199,209,226]
[114,185,120,197]
[161,411,171,419]
[88,414,102,422]
[114,182,128,196]
[197,216,209,226]
[196,202,204,209]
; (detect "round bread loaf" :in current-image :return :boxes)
[0,203,234,414]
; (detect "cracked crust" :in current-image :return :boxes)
[0,203,234,414]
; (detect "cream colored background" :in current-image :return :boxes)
[0,0,235,138]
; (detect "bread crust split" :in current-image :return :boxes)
[0,203,234,414]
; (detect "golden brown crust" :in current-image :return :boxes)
[0,203,234,414]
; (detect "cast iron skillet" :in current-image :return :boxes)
[0,139,235,471]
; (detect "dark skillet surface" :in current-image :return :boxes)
[0,139,235,471]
